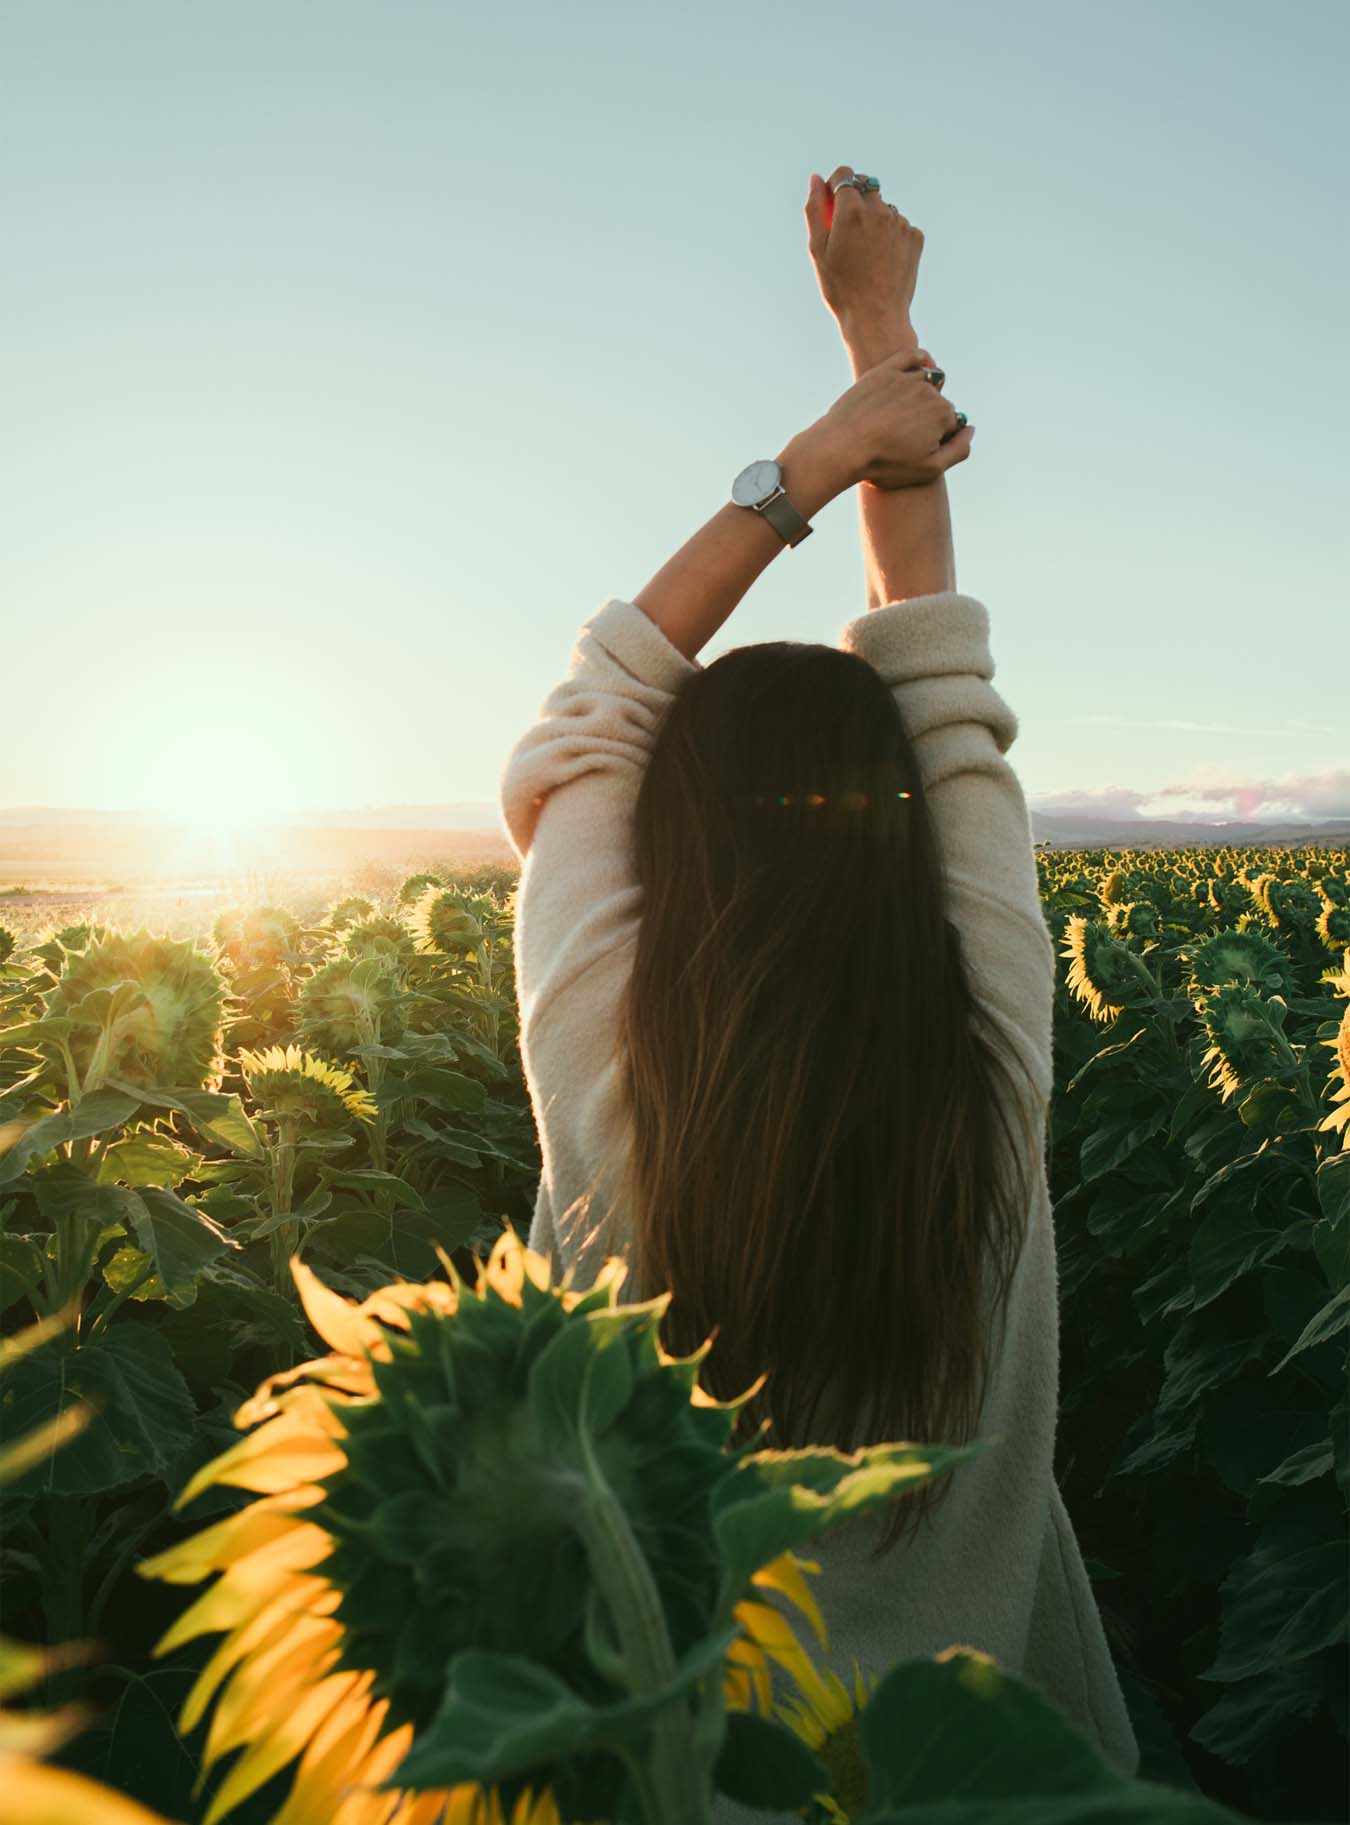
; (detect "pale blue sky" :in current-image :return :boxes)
[4,0,1347,826]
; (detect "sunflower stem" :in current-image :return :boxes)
[573,1413,711,1823]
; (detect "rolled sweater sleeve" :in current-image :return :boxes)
[839,591,1055,1107]
[499,599,702,1265]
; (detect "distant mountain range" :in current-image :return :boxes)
[1,804,1348,850]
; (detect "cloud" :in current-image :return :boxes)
[1030,766,1350,824]
[1066,714,1344,740]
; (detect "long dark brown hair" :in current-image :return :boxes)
[557,637,1043,1557]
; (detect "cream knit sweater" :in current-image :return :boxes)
[498,591,1141,1801]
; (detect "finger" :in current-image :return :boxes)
[933,424,975,471]
[823,164,864,232]
[804,173,829,261]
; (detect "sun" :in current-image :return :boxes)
[148,792,278,875]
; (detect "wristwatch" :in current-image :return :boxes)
[730,459,814,548]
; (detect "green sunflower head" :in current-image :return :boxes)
[1208,876,1251,920]
[1196,986,1291,1103]
[1316,896,1350,954]
[342,915,419,973]
[1060,917,1151,1024]
[212,906,303,973]
[396,871,446,909]
[1104,899,1161,943]
[1186,927,1294,998]
[0,927,15,967]
[1099,866,1129,907]
[53,921,111,953]
[323,895,376,934]
[41,930,227,1093]
[1262,878,1322,936]
[406,886,484,958]
[237,1043,377,1129]
[296,955,404,1058]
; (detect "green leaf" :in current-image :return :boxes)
[1270,1283,1350,1373]
[712,1439,984,1622]
[390,1066,487,1116]
[856,1650,1122,1810]
[0,1232,47,1311]
[126,1185,237,1300]
[1201,1495,1348,1681]
[102,1244,168,1303]
[1312,1164,1350,1289]
[1257,1439,1334,1488]
[104,1078,264,1159]
[713,1709,828,1809]
[390,1627,735,1790]
[95,1131,202,1188]
[1198,1378,1328,1496]
[1079,1112,1166,1184]
[860,1790,1257,1823]
[1189,1656,1326,1766]
[2,1323,196,1495]
[1188,1202,1292,1310]
[316,1167,427,1213]
[0,1089,141,1184]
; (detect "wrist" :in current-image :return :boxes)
[840,314,919,375]
[776,421,863,512]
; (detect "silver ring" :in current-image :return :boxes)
[830,173,881,196]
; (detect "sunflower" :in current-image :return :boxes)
[296,957,405,1059]
[1317,993,1350,1153]
[40,930,227,1095]
[1195,986,1293,1104]
[342,916,419,974]
[324,896,377,934]
[238,1043,377,1128]
[0,926,16,966]
[1060,917,1154,1024]
[136,1235,856,1825]
[406,888,484,959]
[1185,927,1293,999]
[772,1657,877,1823]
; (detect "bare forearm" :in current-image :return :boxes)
[844,319,957,608]
[632,423,855,662]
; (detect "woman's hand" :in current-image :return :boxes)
[805,165,924,358]
[812,346,972,491]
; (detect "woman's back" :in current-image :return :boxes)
[499,587,1140,1789]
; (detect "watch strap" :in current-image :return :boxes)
[759,488,814,548]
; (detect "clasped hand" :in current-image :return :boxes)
[804,164,972,490]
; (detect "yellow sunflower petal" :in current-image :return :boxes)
[330,1717,416,1825]
[202,1669,362,1825]
[151,1550,329,1658]
[733,1599,837,1715]
[138,1491,322,1586]
[172,1412,347,1513]
[269,1669,380,1825]
[180,1582,342,1737]
[233,1358,374,1428]
[481,1230,526,1307]
[202,1617,343,1772]
[0,1756,175,1824]
[292,1259,383,1357]
[750,1551,828,1654]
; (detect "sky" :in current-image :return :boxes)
[4,0,1347,829]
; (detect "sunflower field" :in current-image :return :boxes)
[0,847,1345,1825]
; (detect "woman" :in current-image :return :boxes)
[499,165,1140,1785]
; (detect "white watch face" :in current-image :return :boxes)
[732,459,781,507]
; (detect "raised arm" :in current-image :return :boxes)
[805,167,969,607]
[630,345,970,664]
[805,167,1053,1101]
